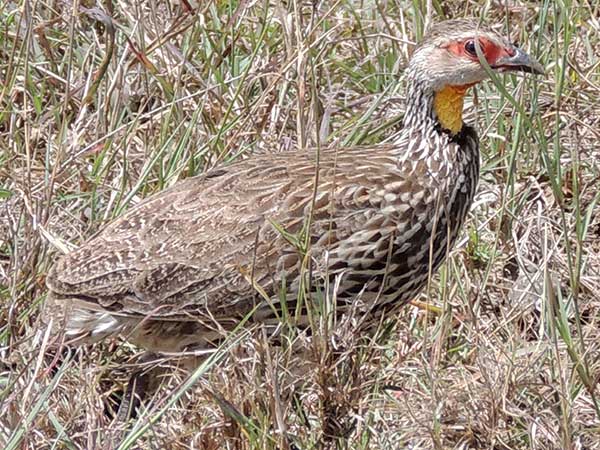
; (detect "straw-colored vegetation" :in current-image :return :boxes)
[1,1,599,448]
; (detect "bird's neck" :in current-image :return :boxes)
[403,78,472,136]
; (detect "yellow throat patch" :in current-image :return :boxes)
[433,85,471,135]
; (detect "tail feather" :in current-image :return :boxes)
[44,293,127,344]
[64,307,125,341]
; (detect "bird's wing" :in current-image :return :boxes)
[47,146,410,321]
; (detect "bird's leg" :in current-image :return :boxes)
[409,299,443,315]
[114,352,203,423]
[115,351,160,422]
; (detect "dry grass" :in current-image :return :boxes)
[1,0,600,449]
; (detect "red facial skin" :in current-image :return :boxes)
[444,37,515,66]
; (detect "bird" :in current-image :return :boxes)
[45,19,543,354]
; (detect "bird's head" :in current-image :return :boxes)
[407,19,544,134]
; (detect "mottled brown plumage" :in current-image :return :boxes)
[46,19,543,352]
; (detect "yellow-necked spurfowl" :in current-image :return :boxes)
[46,19,543,353]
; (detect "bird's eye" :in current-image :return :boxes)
[464,40,477,56]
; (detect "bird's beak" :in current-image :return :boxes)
[493,47,545,75]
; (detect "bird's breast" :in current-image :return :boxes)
[328,131,481,308]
